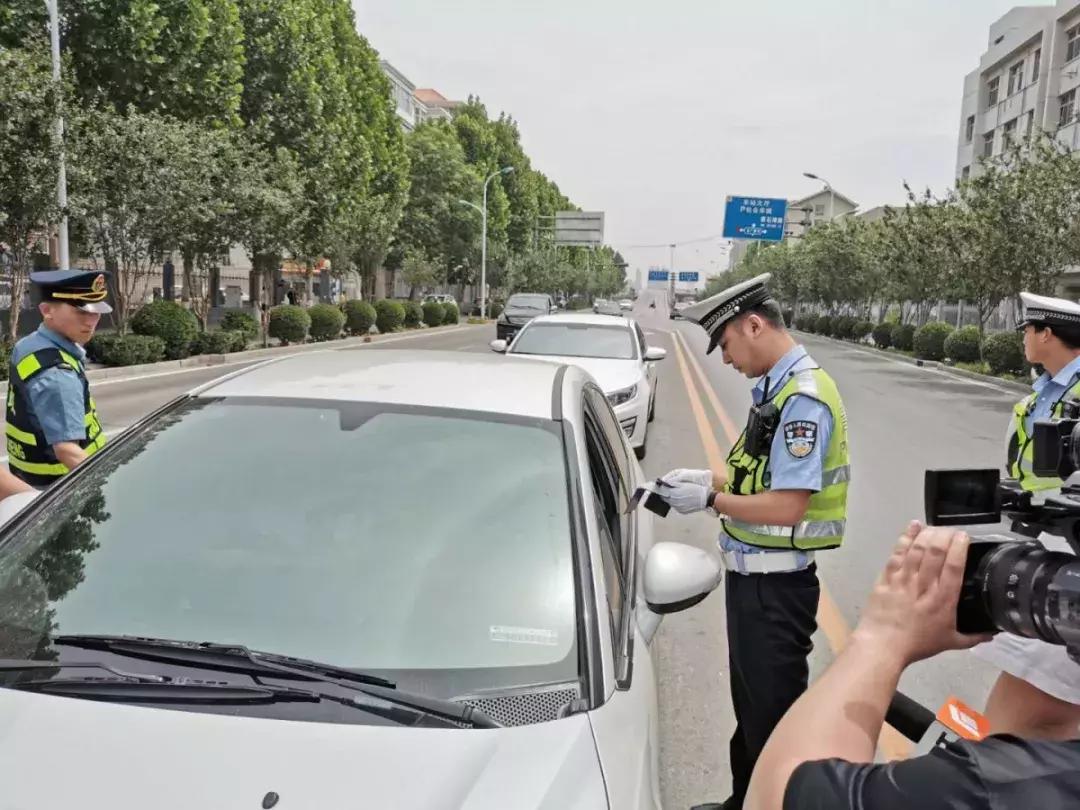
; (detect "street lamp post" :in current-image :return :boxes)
[469,166,514,320]
[803,171,835,223]
[46,0,70,270]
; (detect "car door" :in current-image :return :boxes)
[635,322,657,391]
[581,387,662,809]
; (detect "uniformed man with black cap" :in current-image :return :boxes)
[6,270,110,487]
[975,291,1080,741]
[654,273,850,810]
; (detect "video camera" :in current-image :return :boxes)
[926,416,1080,663]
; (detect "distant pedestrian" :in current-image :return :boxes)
[286,289,297,306]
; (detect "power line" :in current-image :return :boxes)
[622,233,731,250]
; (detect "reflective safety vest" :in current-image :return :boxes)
[6,347,105,487]
[722,367,850,550]
[1007,377,1080,492]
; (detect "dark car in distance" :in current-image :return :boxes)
[496,293,557,341]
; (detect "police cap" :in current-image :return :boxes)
[1016,291,1080,332]
[681,273,776,354]
[31,269,113,314]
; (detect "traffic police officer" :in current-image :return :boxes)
[656,274,850,810]
[6,270,110,487]
[977,291,1080,740]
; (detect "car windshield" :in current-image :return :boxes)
[507,295,549,311]
[511,323,636,360]
[0,398,577,696]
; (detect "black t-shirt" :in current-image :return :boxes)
[784,735,1080,810]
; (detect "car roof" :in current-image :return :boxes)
[194,350,565,419]
[525,313,633,328]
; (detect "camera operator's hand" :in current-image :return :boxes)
[852,522,991,668]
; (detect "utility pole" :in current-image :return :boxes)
[46,0,70,270]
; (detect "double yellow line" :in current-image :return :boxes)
[667,328,912,761]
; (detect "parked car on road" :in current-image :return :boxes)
[491,314,666,460]
[496,293,556,341]
[618,299,633,311]
[595,300,624,317]
[0,350,719,810]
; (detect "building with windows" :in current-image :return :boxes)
[380,60,418,132]
[956,1,1080,181]
[414,88,458,124]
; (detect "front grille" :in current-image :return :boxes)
[620,417,637,437]
[454,682,581,727]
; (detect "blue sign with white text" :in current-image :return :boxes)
[722,195,788,242]
[647,269,669,281]
[678,272,699,283]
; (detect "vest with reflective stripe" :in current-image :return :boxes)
[6,347,105,487]
[1008,377,1080,492]
[722,366,850,550]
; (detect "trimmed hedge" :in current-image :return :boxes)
[0,339,10,381]
[221,310,258,340]
[88,334,166,366]
[402,300,424,328]
[834,315,856,339]
[375,299,405,333]
[489,302,504,319]
[192,330,232,355]
[914,322,954,361]
[871,323,893,349]
[817,315,834,337]
[131,300,199,360]
[983,331,1025,375]
[343,299,376,335]
[422,301,444,328]
[891,323,916,351]
[268,304,310,344]
[944,325,982,363]
[852,320,873,342]
[442,302,460,325]
[782,308,794,328]
[308,303,346,341]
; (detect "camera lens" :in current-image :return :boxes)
[975,542,1080,649]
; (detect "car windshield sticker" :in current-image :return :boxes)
[490,625,559,646]
[783,420,817,459]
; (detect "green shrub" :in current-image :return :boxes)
[130,300,199,359]
[851,320,873,341]
[343,299,376,335]
[839,316,859,339]
[816,315,834,337]
[871,323,893,348]
[0,339,11,381]
[308,303,346,341]
[983,331,1025,376]
[489,302,504,319]
[374,299,405,333]
[891,323,916,351]
[268,304,310,344]
[221,310,258,340]
[225,330,249,353]
[191,330,233,355]
[442,302,460,325]
[422,301,443,327]
[401,300,424,328]
[782,308,794,328]
[914,321,954,361]
[88,334,166,366]
[944,325,982,363]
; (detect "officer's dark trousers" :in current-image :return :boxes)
[726,564,820,809]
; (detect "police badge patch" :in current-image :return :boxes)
[783,420,817,459]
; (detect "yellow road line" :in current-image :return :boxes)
[669,328,913,761]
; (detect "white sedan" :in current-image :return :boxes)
[0,350,720,810]
[491,314,666,460]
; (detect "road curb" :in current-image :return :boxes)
[0,323,480,396]
[793,330,1031,394]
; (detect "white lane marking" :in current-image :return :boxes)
[89,325,477,388]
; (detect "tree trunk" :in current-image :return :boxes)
[182,250,195,304]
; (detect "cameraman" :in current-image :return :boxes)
[985,292,1080,740]
[745,522,1080,810]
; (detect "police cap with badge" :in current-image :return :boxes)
[681,272,774,354]
[31,269,113,314]
[1017,291,1080,335]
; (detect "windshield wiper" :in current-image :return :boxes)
[53,635,500,728]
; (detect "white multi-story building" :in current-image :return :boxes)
[380,60,418,132]
[956,1,1080,181]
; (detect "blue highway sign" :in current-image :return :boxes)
[722,196,788,242]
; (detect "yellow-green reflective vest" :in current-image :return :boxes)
[6,347,105,487]
[1008,378,1080,492]
[722,367,850,550]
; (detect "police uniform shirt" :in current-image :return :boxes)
[1023,353,1080,433]
[783,735,1080,810]
[720,344,834,568]
[11,325,92,446]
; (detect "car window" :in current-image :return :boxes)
[583,408,625,655]
[506,294,551,311]
[510,323,636,360]
[634,323,647,356]
[0,398,578,695]
[583,387,634,572]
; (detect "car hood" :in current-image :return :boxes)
[0,689,608,809]
[503,308,545,323]
[512,355,642,394]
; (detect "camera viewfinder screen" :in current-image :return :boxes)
[925,469,1001,526]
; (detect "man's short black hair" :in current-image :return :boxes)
[730,299,786,331]
[1034,322,1080,350]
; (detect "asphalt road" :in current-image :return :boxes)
[68,306,1023,808]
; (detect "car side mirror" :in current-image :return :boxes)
[644,346,666,361]
[490,339,508,353]
[644,542,722,614]
[0,490,41,530]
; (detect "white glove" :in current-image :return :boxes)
[663,468,714,488]
[658,480,712,515]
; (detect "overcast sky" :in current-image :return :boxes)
[356,0,1044,278]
